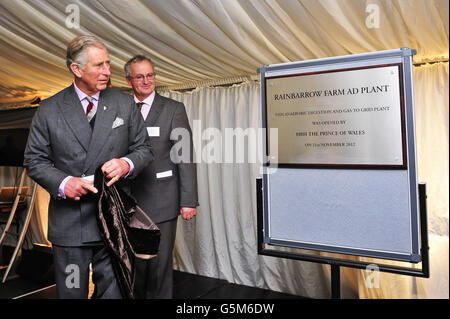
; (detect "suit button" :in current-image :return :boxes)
[81,174,86,177]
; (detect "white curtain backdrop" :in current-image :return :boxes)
[355,62,449,299]
[162,82,332,298]
[161,62,449,299]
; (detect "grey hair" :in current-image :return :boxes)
[66,35,106,72]
[124,55,154,78]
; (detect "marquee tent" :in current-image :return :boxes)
[0,0,448,298]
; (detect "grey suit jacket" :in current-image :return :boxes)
[24,85,153,246]
[132,93,198,223]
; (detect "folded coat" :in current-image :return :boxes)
[94,168,160,299]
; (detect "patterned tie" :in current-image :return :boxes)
[136,102,144,111]
[85,96,96,129]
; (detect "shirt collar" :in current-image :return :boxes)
[134,91,155,106]
[73,81,100,102]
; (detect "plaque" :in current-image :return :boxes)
[265,64,406,168]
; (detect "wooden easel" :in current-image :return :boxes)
[0,168,37,283]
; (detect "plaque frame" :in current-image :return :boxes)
[263,62,407,169]
[257,48,422,263]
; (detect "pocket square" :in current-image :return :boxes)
[112,117,124,129]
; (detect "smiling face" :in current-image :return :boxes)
[71,45,111,95]
[126,59,156,101]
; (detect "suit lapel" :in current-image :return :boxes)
[60,85,91,152]
[146,93,164,126]
[84,89,116,172]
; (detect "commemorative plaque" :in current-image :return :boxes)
[265,64,406,168]
[259,49,421,263]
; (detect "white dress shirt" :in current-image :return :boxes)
[134,91,155,121]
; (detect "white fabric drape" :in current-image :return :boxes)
[357,62,449,299]
[162,82,263,280]
[414,63,449,237]
[0,0,448,105]
[162,83,331,298]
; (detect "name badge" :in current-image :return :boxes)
[147,127,160,137]
[156,170,172,179]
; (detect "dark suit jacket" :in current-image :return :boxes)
[132,93,198,223]
[24,85,153,246]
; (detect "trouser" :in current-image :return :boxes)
[52,244,122,299]
[134,217,178,299]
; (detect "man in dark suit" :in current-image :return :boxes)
[124,55,198,298]
[24,36,153,298]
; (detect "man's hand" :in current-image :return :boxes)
[64,177,98,201]
[180,207,197,220]
[101,158,130,186]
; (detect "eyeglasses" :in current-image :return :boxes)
[130,73,155,82]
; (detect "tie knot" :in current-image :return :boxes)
[136,102,144,110]
[86,95,93,103]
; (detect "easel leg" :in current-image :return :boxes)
[331,264,341,299]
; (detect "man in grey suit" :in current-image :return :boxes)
[24,36,153,298]
[125,55,198,298]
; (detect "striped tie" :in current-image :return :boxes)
[85,96,96,129]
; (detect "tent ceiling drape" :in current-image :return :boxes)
[0,0,448,106]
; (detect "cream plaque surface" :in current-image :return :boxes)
[265,65,405,167]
